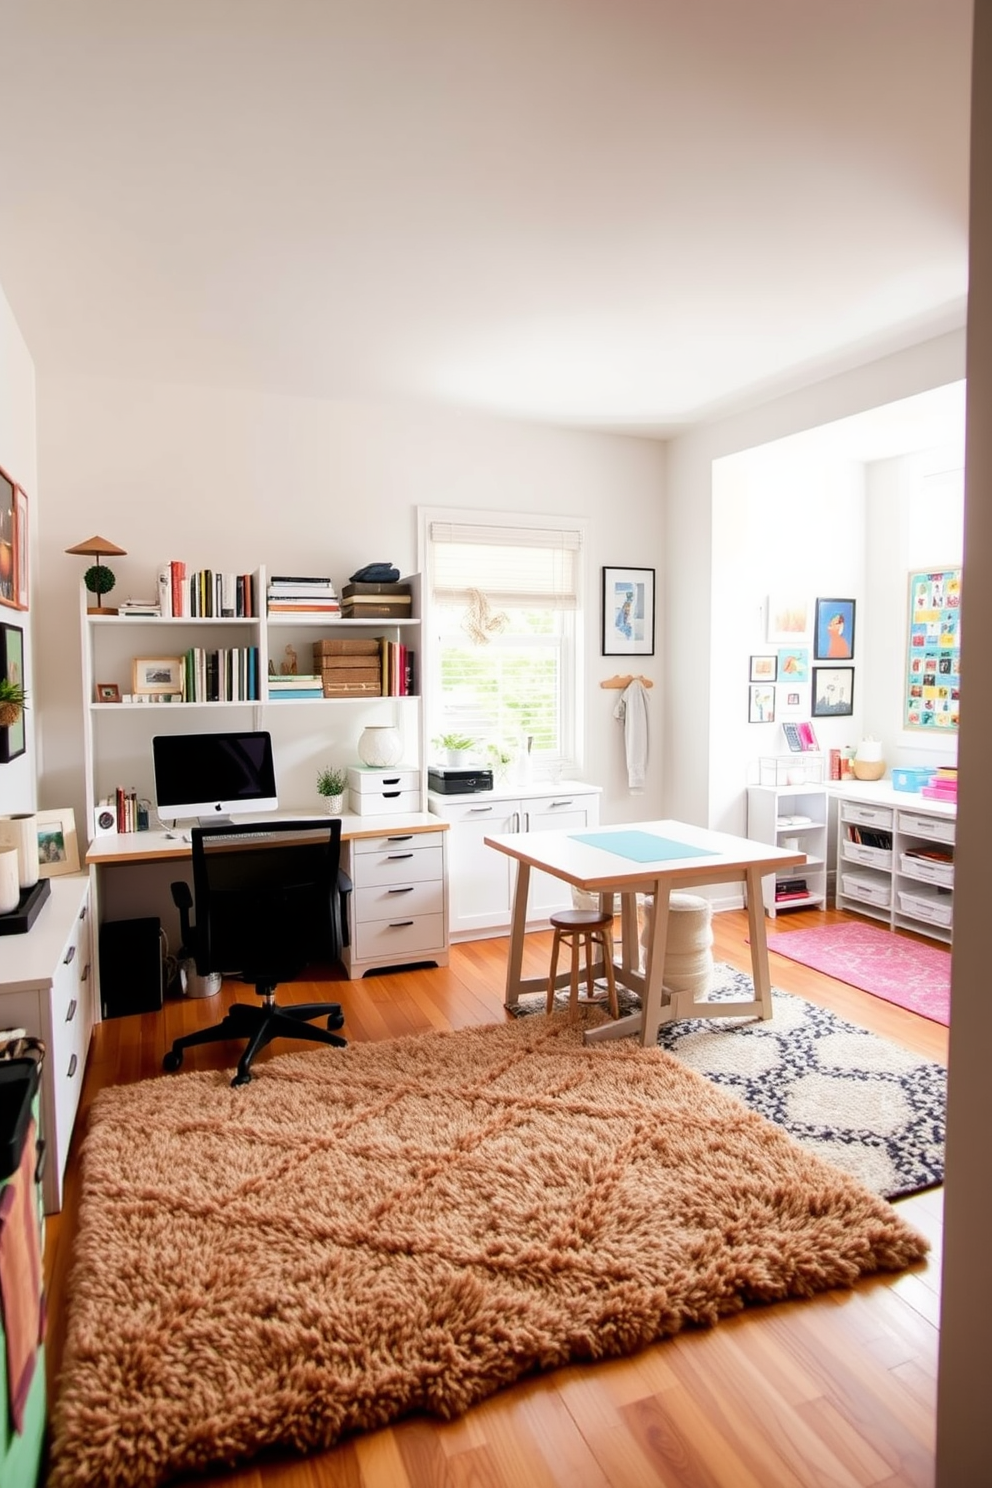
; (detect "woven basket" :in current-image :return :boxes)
[852,758,885,781]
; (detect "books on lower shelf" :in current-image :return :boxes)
[181,646,260,702]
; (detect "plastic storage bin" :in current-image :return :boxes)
[897,889,953,927]
[759,754,824,786]
[891,767,937,792]
[841,872,891,908]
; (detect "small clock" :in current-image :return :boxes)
[93,806,117,836]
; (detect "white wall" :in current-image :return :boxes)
[0,281,37,817]
[664,329,967,831]
[34,376,666,833]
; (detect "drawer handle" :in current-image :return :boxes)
[382,791,401,799]
[65,998,77,1023]
[386,853,414,861]
[35,1138,46,1184]
[388,920,415,929]
[79,905,88,922]
[388,886,415,894]
[468,805,494,813]
[386,835,414,842]
[81,962,90,982]
[63,944,76,967]
[549,799,574,808]
[67,1053,78,1079]
[380,777,401,786]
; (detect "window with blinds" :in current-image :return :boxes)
[421,514,585,770]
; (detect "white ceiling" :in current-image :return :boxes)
[0,1,973,437]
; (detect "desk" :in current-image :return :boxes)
[485,819,805,1047]
[86,812,449,998]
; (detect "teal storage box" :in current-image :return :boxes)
[891,767,936,793]
[0,1058,46,1488]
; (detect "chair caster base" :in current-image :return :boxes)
[231,1069,252,1087]
[163,1049,183,1073]
[327,1011,345,1031]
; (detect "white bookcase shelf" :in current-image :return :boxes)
[746,783,828,916]
[832,782,955,943]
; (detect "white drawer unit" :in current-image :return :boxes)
[832,782,956,943]
[347,766,422,816]
[0,875,94,1213]
[341,826,448,977]
[428,782,602,939]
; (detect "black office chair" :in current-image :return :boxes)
[162,819,349,1086]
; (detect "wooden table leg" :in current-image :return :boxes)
[503,860,531,1009]
[639,880,670,1045]
[745,864,774,1019]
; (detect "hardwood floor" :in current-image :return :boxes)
[43,907,946,1487]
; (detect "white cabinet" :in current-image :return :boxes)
[746,784,828,916]
[341,826,449,977]
[78,570,426,843]
[833,783,955,943]
[0,876,93,1213]
[428,783,601,939]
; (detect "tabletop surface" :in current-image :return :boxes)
[484,817,806,890]
[86,812,446,865]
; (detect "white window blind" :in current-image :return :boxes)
[424,516,584,768]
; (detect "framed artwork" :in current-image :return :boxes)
[749,654,777,682]
[776,645,809,682]
[0,464,16,611]
[37,808,80,876]
[811,666,854,717]
[602,567,655,656]
[904,566,961,732]
[13,487,28,610]
[748,684,775,723]
[776,685,808,718]
[814,598,856,660]
[132,656,184,695]
[0,621,25,762]
[765,595,810,644]
[96,682,122,703]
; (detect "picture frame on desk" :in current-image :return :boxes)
[132,656,184,696]
[37,808,80,876]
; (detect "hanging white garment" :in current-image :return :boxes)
[613,679,649,791]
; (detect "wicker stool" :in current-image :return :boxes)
[546,908,621,1023]
[640,892,714,999]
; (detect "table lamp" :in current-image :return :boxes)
[64,535,128,614]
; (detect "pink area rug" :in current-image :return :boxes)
[768,922,950,1025]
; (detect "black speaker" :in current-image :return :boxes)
[99,917,164,1020]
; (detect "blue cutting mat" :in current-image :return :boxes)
[569,830,719,863]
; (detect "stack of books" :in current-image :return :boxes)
[267,576,341,615]
[340,581,411,619]
[774,875,810,905]
[266,673,324,700]
[922,766,958,803]
[312,637,382,696]
[159,562,257,618]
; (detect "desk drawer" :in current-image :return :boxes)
[354,912,446,962]
[354,879,444,924]
[351,846,444,888]
[351,830,445,855]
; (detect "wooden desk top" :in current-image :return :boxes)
[86,812,447,866]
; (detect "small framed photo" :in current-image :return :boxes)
[776,686,809,718]
[748,684,776,723]
[96,682,122,703]
[749,654,777,682]
[814,598,856,660]
[812,666,855,717]
[602,566,655,656]
[132,656,184,695]
[37,808,80,877]
[13,486,28,610]
[766,595,810,644]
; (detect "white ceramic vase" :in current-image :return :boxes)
[0,812,39,889]
[0,846,21,915]
[358,725,404,768]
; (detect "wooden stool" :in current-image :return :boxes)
[546,908,620,1023]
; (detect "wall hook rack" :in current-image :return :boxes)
[600,674,654,689]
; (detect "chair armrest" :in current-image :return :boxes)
[334,868,353,952]
[170,880,194,953]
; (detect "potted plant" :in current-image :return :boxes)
[316,765,348,815]
[434,732,476,766]
[486,742,513,782]
[0,678,27,729]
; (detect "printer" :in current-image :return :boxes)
[428,766,494,795]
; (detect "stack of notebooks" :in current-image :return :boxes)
[340,581,411,619]
[775,876,810,905]
[267,575,341,615]
[921,766,958,803]
[267,673,323,700]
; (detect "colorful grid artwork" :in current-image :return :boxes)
[904,567,961,731]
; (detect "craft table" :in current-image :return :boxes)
[484,818,805,1047]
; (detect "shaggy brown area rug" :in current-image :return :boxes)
[50,1015,928,1487]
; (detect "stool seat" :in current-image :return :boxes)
[547,908,620,1023]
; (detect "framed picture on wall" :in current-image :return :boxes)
[13,486,28,610]
[749,654,777,682]
[0,621,26,762]
[748,684,775,723]
[814,598,856,660]
[811,666,854,717]
[0,464,17,611]
[602,567,655,655]
[765,595,810,644]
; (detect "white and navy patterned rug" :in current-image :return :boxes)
[511,962,945,1200]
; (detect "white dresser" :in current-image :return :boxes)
[341,824,449,977]
[0,875,94,1212]
[831,781,956,943]
[428,782,602,940]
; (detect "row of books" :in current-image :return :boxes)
[108,787,147,834]
[182,647,261,702]
[266,575,341,615]
[845,824,892,849]
[775,875,810,903]
[159,562,258,619]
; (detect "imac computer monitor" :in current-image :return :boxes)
[152,730,278,825]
